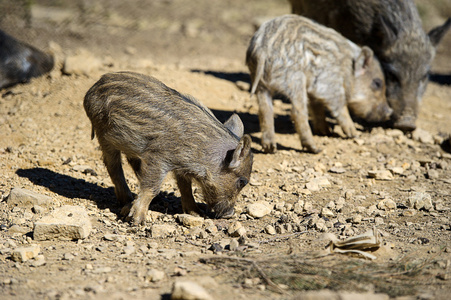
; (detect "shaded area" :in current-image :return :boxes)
[429,73,451,85]
[15,168,183,215]
[191,69,251,84]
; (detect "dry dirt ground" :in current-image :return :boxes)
[1,0,451,299]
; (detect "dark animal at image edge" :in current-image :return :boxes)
[289,0,451,131]
[0,29,54,89]
[83,72,253,225]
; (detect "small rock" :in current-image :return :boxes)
[408,192,433,211]
[390,167,404,175]
[11,244,40,262]
[150,224,177,238]
[321,207,334,218]
[377,199,397,210]
[228,221,245,237]
[7,188,52,208]
[427,169,439,179]
[247,202,271,218]
[146,269,165,282]
[72,165,97,176]
[177,214,204,228]
[229,239,239,251]
[412,128,434,144]
[30,254,46,267]
[367,170,394,181]
[33,205,92,241]
[171,280,212,300]
[352,214,363,224]
[265,225,276,235]
[63,49,101,75]
[329,166,346,174]
[8,225,29,235]
[235,81,249,91]
[63,253,75,260]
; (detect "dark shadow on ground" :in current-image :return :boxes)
[191,69,251,85]
[429,73,451,85]
[15,168,184,216]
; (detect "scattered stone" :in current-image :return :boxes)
[235,81,249,91]
[228,221,246,237]
[63,253,75,260]
[367,170,394,181]
[33,205,92,241]
[329,166,346,174]
[427,169,439,179]
[408,192,433,211]
[229,239,239,251]
[63,49,101,76]
[30,254,46,267]
[177,214,204,228]
[247,202,271,218]
[11,244,40,262]
[412,128,434,144]
[8,225,29,235]
[7,188,52,208]
[150,224,177,238]
[104,233,118,241]
[321,207,334,218]
[265,225,276,235]
[390,167,404,175]
[305,177,331,191]
[351,214,363,224]
[377,199,397,210]
[171,280,213,300]
[146,269,165,282]
[72,165,97,176]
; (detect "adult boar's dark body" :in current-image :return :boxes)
[290,0,451,131]
[0,30,54,89]
[84,72,253,225]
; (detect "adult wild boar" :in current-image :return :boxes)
[289,0,451,131]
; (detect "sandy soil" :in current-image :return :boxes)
[1,1,451,299]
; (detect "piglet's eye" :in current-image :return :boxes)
[371,78,383,90]
[237,177,248,189]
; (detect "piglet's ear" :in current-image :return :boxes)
[354,46,374,77]
[428,17,451,47]
[224,113,244,138]
[229,135,252,169]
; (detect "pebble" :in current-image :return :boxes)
[30,254,46,267]
[321,207,334,218]
[150,224,177,238]
[367,170,394,181]
[247,202,271,218]
[408,192,433,211]
[63,49,101,76]
[11,244,40,262]
[177,214,204,228]
[229,239,239,251]
[265,225,276,235]
[7,187,52,208]
[228,221,246,237]
[171,280,213,300]
[146,269,165,282]
[377,199,397,210]
[33,205,92,241]
[412,128,434,144]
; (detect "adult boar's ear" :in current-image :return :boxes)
[224,113,244,138]
[354,46,374,77]
[428,17,451,47]
[374,15,398,49]
[229,135,252,169]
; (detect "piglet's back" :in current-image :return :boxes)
[83,72,237,156]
